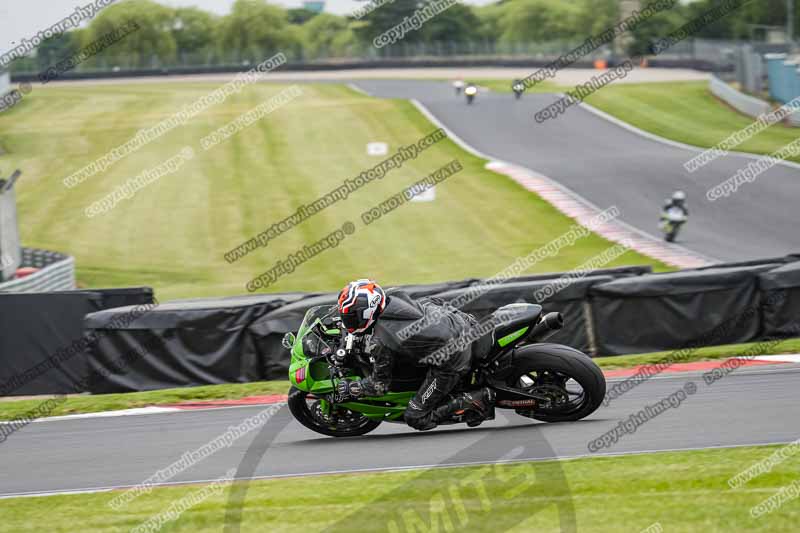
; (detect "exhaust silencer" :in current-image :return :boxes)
[526,312,564,343]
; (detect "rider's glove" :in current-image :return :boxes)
[337,379,365,401]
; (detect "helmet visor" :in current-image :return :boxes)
[341,311,365,333]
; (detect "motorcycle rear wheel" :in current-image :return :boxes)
[288,387,382,437]
[505,344,606,423]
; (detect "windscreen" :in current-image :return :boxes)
[298,305,337,358]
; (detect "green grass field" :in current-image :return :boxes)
[0,81,665,301]
[1,445,797,532]
[479,79,800,163]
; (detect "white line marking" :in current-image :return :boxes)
[0,402,287,425]
[752,354,800,363]
[1,440,795,500]
[346,82,370,96]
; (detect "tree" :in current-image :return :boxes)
[303,14,353,57]
[35,32,81,71]
[83,0,177,68]
[674,0,796,40]
[474,3,505,43]
[354,0,424,46]
[498,0,583,43]
[171,7,219,57]
[218,0,299,61]
[626,9,686,56]
[288,8,319,25]
[421,4,482,43]
[575,0,619,37]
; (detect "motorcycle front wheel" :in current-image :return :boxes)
[288,387,382,437]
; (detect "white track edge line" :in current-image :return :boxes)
[0,402,288,425]
[1,440,795,500]
[346,82,370,97]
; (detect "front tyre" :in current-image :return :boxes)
[506,344,606,423]
[288,387,382,437]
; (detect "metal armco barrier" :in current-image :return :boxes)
[710,74,771,119]
[0,248,76,293]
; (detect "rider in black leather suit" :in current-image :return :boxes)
[336,280,494,431]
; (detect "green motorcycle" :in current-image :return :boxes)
[285,302,606,437]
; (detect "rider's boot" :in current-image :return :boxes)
[432,388,496,427]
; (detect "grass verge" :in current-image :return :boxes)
[1,445,797,532]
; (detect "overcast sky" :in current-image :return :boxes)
[1,0,498,57]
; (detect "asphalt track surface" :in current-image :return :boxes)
[1,365,798,498]
[351,80,800,263]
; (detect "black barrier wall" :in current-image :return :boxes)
[9,257,800,395]
[85,293,309,393]
[0,292,101,395]
[0,288,155,396]
[759,262,800,338]
[431,275,617,355]
[589,264,780,355]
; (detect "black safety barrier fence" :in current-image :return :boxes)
[60,286,155,312]
[84,293,309,394]
[80,257,798,394]
[0,287,154,396]
[4,257,800,395]
[759,261,800,339]
[588,263,781,355]
[430,275,617,355]
[0,292,102,395]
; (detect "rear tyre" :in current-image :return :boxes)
[505,344,605,423]
[288,387,382,437]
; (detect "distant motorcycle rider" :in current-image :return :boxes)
[335,279,495,431]
[512,79,524,97]
[661,190,689,218]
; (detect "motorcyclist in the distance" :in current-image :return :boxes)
[335,279,495,431]
[512,79,525,97]
[661,190,689,218]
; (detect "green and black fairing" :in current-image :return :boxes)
[287,305,415,422]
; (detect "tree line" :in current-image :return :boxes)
[14,0,800,70]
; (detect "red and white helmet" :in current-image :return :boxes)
[337,279,386,334]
